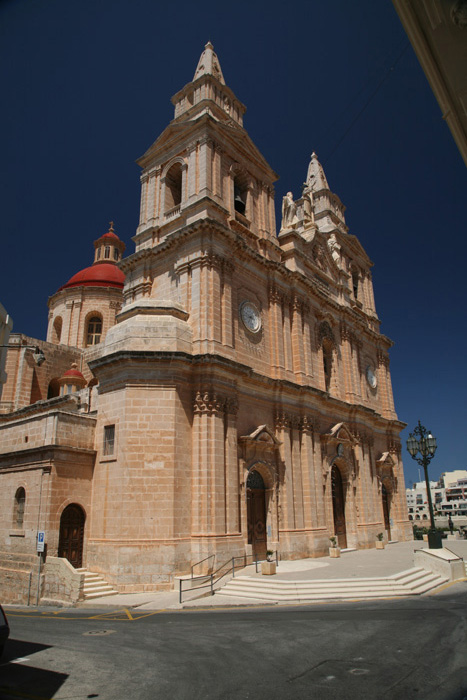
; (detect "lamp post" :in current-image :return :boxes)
[0,345,46,366]
[406,420,442,549]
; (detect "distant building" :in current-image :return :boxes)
[0,44,413,605]
[406,470,467,520]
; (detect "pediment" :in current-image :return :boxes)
[322,422,356,445]
[240,424,281,446]
[301,228,341,282]
[376,452,395,467]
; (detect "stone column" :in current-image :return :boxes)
[300,417,316,529]
[191,390,226,535]
[291,296,306,381]
[340,323,354,402]
[225,397,239,534]
[302,304,314,380]
[275,411,294,530]
[139,173,149,227]
[291,417,304,529]
[313,432,326,528]
[282,297,293,374]
[268,286,285,376]
[222,260,234,349]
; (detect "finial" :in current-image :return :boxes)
[109,221,114,232]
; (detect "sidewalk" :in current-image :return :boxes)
[78,539,467,611]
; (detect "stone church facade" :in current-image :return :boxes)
[0,44,412,602]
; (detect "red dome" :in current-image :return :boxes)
[63,368,85,379]
[60,263,125,290]
[99,231,120,241]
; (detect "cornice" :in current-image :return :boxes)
[89,349,398,428]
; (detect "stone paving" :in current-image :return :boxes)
[78,539,467,611]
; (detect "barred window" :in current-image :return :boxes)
[14,487,26,528]
[103,425,115,456]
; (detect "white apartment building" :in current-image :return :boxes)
[407,470,467,521]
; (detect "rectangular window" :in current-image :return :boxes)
[103,425,115,456]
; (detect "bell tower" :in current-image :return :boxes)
[133,42,278,253]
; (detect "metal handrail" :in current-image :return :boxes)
[179,551,279,604]
[191,554,216,579]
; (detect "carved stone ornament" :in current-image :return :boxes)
[318,321,336,348]
[274,411,291,430]
[193,390,223,414]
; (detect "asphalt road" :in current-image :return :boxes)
[1,584,467,700]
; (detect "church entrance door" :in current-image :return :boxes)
[331,465,347,549]
[58,504,85,568]
[246,470,267,560]
[382,484,391,540]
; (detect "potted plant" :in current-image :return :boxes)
[261,551,276,575]
[376,533,385,549]
[329,536,340,558]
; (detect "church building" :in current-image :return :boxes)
[0,44,412,604]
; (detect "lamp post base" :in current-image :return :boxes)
[428,529,443,549]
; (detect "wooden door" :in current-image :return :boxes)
[58,504,85,568]
[246,471,267,560]
[331,465,347,549]
[382,484,391,540]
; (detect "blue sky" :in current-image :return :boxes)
[1,0,465,486]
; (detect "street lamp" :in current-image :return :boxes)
[0,345,46,366]
[406,420,442,549]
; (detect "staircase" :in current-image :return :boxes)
[217,567,449,603]
[76,569,118,600]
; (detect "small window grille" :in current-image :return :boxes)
[103,425,115,456]
[14,487,26,528]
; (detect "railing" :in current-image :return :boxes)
[179,551,279,604]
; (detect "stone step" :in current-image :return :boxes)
[217,568,448,602]
[76,568,118,599]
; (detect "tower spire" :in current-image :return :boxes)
[306,152,329,191]
[193,41,225,85]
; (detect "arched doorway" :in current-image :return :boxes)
[331,465,347,548]
[246,470,267,560]
[58,504,85,568]
[382,484,391,540]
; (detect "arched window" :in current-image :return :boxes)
[233,173,248,216]
[165,163,183,212]
[47,378,60,399]
[351,268,359,300]
[86,316,102,346]
[104,246,110,259]
[52,316,62,344]
[14,487,26,528]
[113,248,119,261]
[323,339,333,392]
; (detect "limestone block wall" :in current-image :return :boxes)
[0,551,37,604]
[86,364,193,588]
[0,408,96,455]
[0,468,47,556]
[42,557,84,604]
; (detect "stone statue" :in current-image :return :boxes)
[301,182,313,221]
[328,234,341,266]
[281,191,297,229]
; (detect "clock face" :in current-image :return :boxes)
[240,301,261,333]
[366,366,377,389]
